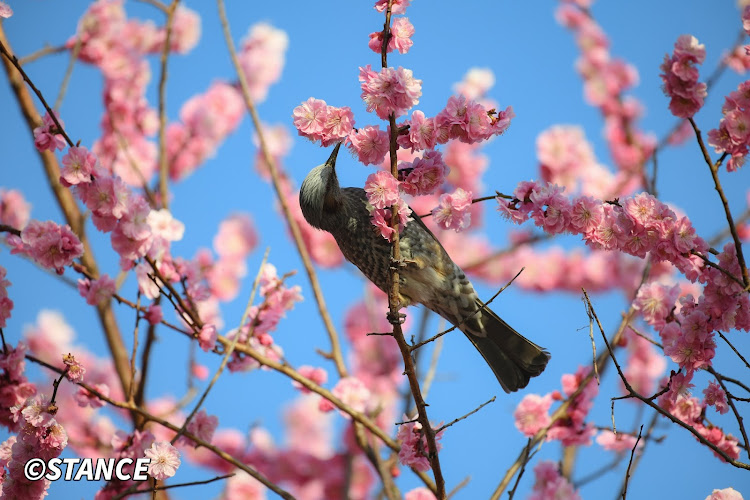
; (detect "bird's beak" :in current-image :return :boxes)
[325,142,342,168]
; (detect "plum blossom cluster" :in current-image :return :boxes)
[77,274,116,307]
[395,95,514,152]
[708,80,750,172]
[3,394,67,499]
[536,125,627,199]
[8,220,83,274]
[69,0,197,186]
[318,376,373,418]
[186,398,375,498]
[237,22,288,103]
[659,35,707,119]
[528,461,581,500]
[556,2,655,178]
[657,370,741,461]
[0,341,36,431]
[292,98,355,147]
[431,187,473,231]
[224,263,302,371]
[207,213,258,301]
[168,82,245,181]
[396,417,444,472]
[516,366,598,446]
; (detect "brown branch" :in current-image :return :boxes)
[215,0,348,378]
[157,1,180,209]
[507,439,536,500]
[380,1,444,496]
[706,365,750,461]
[717,330,750,370]
[620,425,643,500]
[54,34,82,111]
[18,43,67,65]
[689,118,749,288]
[128,292,142,404]
[124,473,235,496]
[435,397,495,434]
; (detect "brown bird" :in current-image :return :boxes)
[299,143,549,392]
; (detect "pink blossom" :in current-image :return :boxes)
[374,0,410,14]
[75,383,108,408]
[0,189,31,230]
[62,353,86,383]
[514,394,552,436]
[396,417,443,471]
[364,171,401,209]
[198,324,217,352]
[399,150,448,196]
[529,461,581,500]
[293,366,328,394]
[213,213,257,259]
[370,202,411,241]
[144,304,163,325]
[454,67,496,99]
[0,2,12,18]
[596,430,640,453]
[359,65,422,119]
[144,441,181,480]
[60,146,97,186]
[33,112,66,152]
[184,410,218,447]
[435,95,514,144]
[0,266,13,328]
[329,377,372,418]
[222,471,267,499]
[368,17,414,54]
[147,209,185,242]
[168,6,201,54]
[238,23,288,103]
[292,97,328,138]
[634,282,679,329]
[432,188,473,232]
[399,110,437,152]
[705,488,744,500]
[14,220,84,273]
[78,274,116,306]
[660,35,707,118]
[405,488,437,500]
[348,125,390,165]
[704,381,729,415]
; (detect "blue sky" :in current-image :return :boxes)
[2,0,749,498]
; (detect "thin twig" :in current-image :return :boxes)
[125,473,235,495]
[128,292,142,404]
[18,43,67,65]
[507,439,536,500]
[436,397,495,434]
[411,268,524,352]
[717,331,750,370]
[620,425,643,500]
[171,248,270,446]
[54,35,82,111]
[157,0,180,209]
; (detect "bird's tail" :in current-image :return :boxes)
[462,302,550,393]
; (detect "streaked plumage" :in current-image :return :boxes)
[300,143,550,392]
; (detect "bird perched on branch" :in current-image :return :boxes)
[300,143,550,392]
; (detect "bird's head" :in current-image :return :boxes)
[299,142,343,230]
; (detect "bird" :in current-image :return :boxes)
[299,143,550,392]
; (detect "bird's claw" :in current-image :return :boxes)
[387,311,407,325]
